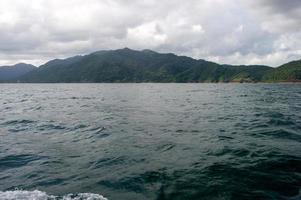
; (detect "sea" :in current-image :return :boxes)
[0,83,300,200]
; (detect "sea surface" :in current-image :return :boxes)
[0,83,300,200]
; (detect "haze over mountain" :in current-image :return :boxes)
[0,63,36,81]
[1,48,298,83]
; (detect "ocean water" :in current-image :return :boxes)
[0,83,300,200]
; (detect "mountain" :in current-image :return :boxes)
[0,63,36,81]
[17,48,273,83]
[263,60,301,82]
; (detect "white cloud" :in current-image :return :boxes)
[235,25,244,33]
[0,0,300,67]
[192,25,204,34]
[126,22,167,48]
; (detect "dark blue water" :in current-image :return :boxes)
[0,84,300,200]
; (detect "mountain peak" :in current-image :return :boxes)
[119,47,134,52]
[142,49,158,54]
[0,63,36,81]
[14,63,36,68]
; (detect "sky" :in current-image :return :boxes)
[0,0,300,67]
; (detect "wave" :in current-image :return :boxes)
[0,190,108,200]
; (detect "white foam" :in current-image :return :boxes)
[0,190,108,200]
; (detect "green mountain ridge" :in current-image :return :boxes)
[263,60,301,82]
[1,48,300,83]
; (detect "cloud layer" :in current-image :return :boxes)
[0,0,300,67]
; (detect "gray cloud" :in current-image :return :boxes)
[244,0,301,32]
[0,0,300,67]
[252,0,301,13]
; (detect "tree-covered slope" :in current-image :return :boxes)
[0,63,36,81]
[263,60,301,82]
[17,48,273,83]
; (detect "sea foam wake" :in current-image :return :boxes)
[0,190,108,200]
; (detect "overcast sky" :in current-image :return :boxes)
[0,0,300,67]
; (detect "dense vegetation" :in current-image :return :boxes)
[1,48,300,83]
[15,48,273,83]
[0,63,36,82]
[263,60,301,82]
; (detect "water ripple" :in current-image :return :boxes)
[0,83,300,200]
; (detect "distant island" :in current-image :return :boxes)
[0,48,300,83]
